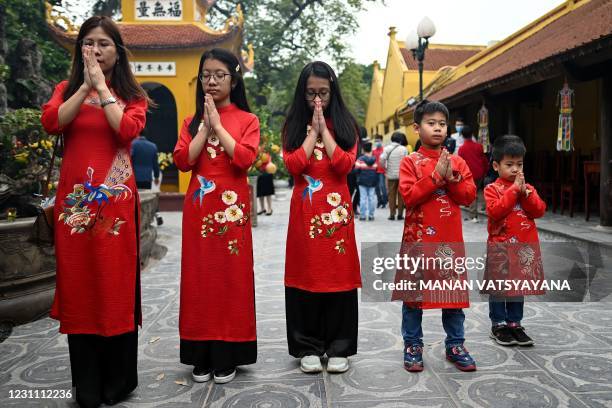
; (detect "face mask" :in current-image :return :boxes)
[455,125,463,133]
[375,142,382,148]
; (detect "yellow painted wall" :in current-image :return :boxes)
[365,30,466,142]
[118,1,247,193]
[365,64,384,136]
[128,48,203,193]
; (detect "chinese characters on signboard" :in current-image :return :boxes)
[130,61,177,76]
[135,0,183,20]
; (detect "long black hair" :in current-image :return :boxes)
[282,61,358,151]
[63,16,149,103]
[188,48,250,136]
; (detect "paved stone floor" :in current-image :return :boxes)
[1,186,612,407]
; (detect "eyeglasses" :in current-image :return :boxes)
[305,90,330,101]
[80,40,115,49]
[199,71,232,83]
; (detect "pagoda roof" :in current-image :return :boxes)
[47,22,241,50]
[428,0,612,103]
[400,46,483,72]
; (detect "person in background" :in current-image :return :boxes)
[380,132,407,220]
[372,134,388,208]
[131,128,160,190]
[458,124,489,222]
[256,159,275,216]
[355,141,378,221]
[449,117,464,154]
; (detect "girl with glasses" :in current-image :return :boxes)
[41,16,149,407]
[282,61,361,374]
[173,48,260,384]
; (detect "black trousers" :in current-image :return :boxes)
[67,203,142,408]
[180,339,257,371]
[136,180,152,189]
[67,330,138,408]
[285,286,358,358]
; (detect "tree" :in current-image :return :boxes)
[338,62,373,125]
[69,1,380,128]
[2,0,70,92]
[208,0,381,125]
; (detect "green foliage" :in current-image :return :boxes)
[0,64,9,82]
[2,0,70,86]
[338,62,373,125]
[0,108,57,194]
[208,0,381,128]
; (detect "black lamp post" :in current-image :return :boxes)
[406,17,436,101]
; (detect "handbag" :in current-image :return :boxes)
[31,135,62,245]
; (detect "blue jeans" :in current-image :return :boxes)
[489,296,524,326]
[358,185,376,218]
[401,304,465,348]
[375,173,388,205]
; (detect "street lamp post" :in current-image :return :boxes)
[406,17,436,101]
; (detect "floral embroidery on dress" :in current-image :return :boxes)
[302,174,323,203]
[204,132,224,158]
[58,150,133,236]
[199,189,249,255]
[309,192,353,254]
[306,125,325,161]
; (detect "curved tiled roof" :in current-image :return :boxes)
[400,47,481,71]
[428,0,612,102]
[48,23,240,50]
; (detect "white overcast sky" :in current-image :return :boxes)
[347,0,565,65]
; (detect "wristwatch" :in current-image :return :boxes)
[101,96,117,107]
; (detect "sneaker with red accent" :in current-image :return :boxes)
[403,344,424,372]
[445,345,476,372]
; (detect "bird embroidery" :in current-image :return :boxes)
[302,174,323,204]
[193,175,216,206]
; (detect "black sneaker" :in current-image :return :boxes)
[490,324,518,346]
[397,215,404,220]
[214,368,236,384]
[388,215,395,220]
[368,216,375,221]
[508,323,534,346]
[192,366,212,382]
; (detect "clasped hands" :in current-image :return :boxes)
[434,149,457,182]
[81,47,107,93]
[308,99,329,139]
[199,94,222,138]
[514,171,530,196]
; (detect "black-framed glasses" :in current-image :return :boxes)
[305,90,331,101]
[80,39,116,49]
[199,71,232,83]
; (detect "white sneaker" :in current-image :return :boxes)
[213,369,236,384]
[327,357,349,373]
[300,355,323,373]
[192,367,212,383]
[470,218,479,223]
